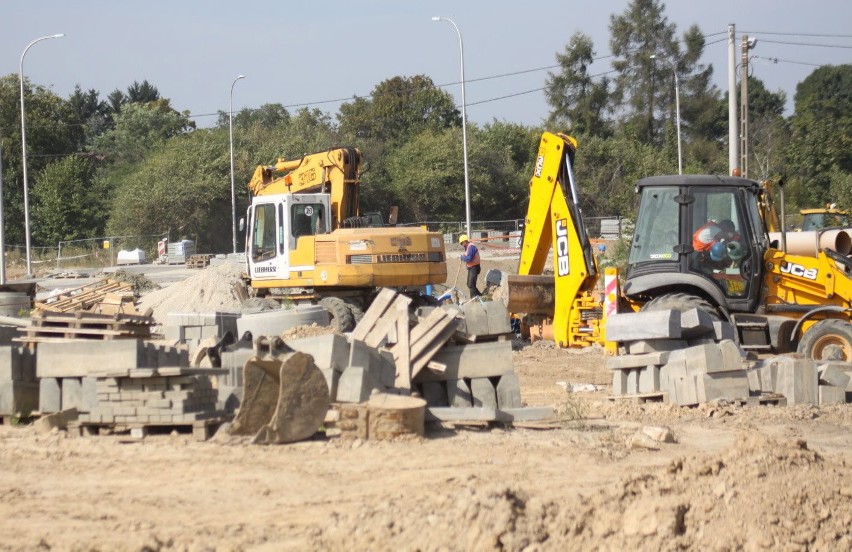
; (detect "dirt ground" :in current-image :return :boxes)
[1,250,852,550]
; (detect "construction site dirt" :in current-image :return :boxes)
[1,252,851,550]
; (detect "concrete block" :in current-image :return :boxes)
[81,377,98,412]
[819,385,846,406]
[496,372,522,408]
[163,325,182,342]
[718,340,746,372]
[0,346,22,381]
[39,377,61,413]
[336,366,382,403]
[287,334,350,373]
[412,341,515,383]
[183,326,203,340]
[680,308,716,338]
[459,301,511,336]
[446,378,473,407]
[625,369,640,395]
[33,408,79,433]
[612,370,628,395]
[697,371,750,403]
[775,357,818,405]
[638,365,661,394]
[713,321,737,341]
[216,385,242,413]
[37,340,149,378]
[420,381,448,407]
[754,359,779,392]
[220,348,255,387]
[348,339,395,388]
[817,363,851,389]
[667,343,726,375]
[606,351,671,370]
[672,375,699,406]
[745,368,762,393]
[237,306,330,339]
[470,378,498,408]
[627,339,688,355]
[319,368,340,401]
[0,380,38,415]
[606,310,681,342]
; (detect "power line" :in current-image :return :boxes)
[754,38,852,49]
[752,55,822,67]
[741,30,852,39]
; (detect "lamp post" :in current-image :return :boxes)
[432,16,471,236]
[20,33,64,278]
[650,54,682,175]
[229,74,245,254]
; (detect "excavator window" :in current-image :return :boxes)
[629,186,680,264]
[251,203,278,262]
[291,203,326,239]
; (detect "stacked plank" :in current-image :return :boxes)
[186,254,214,269]
[18,310,154,344]
[35,279,136,315]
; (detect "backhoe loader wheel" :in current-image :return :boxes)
[320,297,356,333]
[797,319,852,361]
[640,292,721,321]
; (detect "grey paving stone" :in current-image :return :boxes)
[606,310,681,342]
[496,372,522,409]
[470,378,498,408]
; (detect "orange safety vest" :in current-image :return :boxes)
[464,244,481,268]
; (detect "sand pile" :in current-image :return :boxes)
[136,262,245,324]
[309,432,852,550]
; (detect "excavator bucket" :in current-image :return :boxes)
[229,338,329,445]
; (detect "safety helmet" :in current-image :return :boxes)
[726,240,745,260]
[458,234,470,244]
[709,241,728,262]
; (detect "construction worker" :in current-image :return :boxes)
[458,234,481,298]
[692,219,740,271]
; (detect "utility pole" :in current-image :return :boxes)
[740,35,750,178]
[728,24,738,176]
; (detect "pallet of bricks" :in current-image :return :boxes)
[34,279,137,316]
[605,309,852,407]
[36,339,229,440]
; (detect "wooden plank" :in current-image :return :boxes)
[350,288,398,342]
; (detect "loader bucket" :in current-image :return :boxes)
[229,348,329,445]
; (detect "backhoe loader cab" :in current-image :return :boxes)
[624,175,769,316]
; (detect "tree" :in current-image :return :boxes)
[609,0,678,142]
[91,100,195,164]
[32,155,106,245]
[217,103,290,129]
[545,32,611,136]
[67,85,111,150]
[785,64,852,206]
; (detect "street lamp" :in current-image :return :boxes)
[432,16,471,236]
[229,74,245,254]
[20,33,64,278]
[650,54,682,175]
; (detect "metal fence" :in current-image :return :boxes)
[56,234,168,270]
[399,217,630,241]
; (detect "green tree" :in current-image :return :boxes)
[67,85,111,150]
[32,155,106,245]
[91,100,195,164]
[786,64,852,206]
[545,32,611,136]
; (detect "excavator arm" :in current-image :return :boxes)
[509,132,610,349]
[247,147,362,229]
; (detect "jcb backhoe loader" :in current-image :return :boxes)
[243,147,447,331]
[508,132,852,361]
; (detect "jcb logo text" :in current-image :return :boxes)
[780,262,817,281]
[556,219,570,277]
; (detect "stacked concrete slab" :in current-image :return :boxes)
[164,311,241,353]
[0,346,37,418]
[36,339,191,415]
[746,357,851,406]
[606,309,750,405]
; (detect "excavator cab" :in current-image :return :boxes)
[624,176,769,316]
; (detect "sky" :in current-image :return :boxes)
[2,0,850,129]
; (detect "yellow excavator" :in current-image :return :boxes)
[507,132,852,361]
[243,147,447,331]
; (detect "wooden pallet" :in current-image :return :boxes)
[186,254,214,269]
[16,311,154,343]
[735,394,788,407]
[68,417,228,441]
[607,392,669,404]
[36,279,134,314]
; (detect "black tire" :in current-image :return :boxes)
[640,292,721,321]
[320,296,355,333]
[343,299,365,324]
[797,319,852,361]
